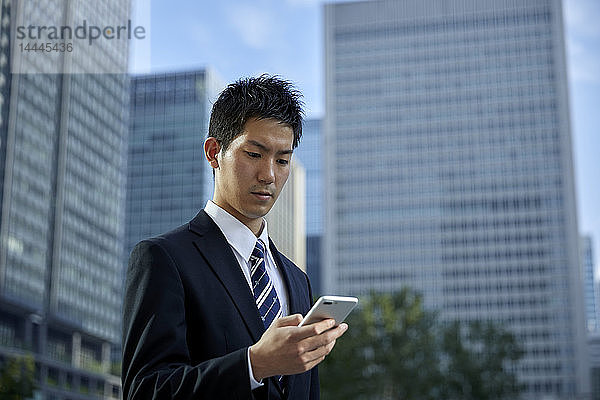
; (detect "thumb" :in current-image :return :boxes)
[275,314,303,327]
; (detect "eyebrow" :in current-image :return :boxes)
[248,140,293,155]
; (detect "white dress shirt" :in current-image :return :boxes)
[204,200,289,389]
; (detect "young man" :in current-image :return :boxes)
[122,75,347,400]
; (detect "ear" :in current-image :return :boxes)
[204,137,221,169]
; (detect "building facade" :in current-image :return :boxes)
[294,118,323,295]
[0,1,129,399]
[582,235,598,333]
[589,334,600,400]
[265,159,306,271]
[126,69,222,255]
[324,0,589,398]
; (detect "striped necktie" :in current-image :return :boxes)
[250,239,282,329]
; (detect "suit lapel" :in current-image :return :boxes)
[269,238,305,315]
[189,211,265,343]
[269,239,309,399]
[190,212,302,399]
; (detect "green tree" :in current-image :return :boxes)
[319,289,523,400]
[321,289,442,400]
[440,321,523,400]
[318,294,376,399]
[0,355,36,400]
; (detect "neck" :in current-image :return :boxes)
[254,220,265,238]
[211,199,264,236]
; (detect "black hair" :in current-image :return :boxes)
[208,74,304,151]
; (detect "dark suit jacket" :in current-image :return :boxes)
[122,210,319,400]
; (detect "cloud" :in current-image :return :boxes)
[284,0,322,7]
[188,23,211,47]
[226,3,276,49]
[566,49,600,84]
[566,36,600,84]
[564,0,600,84]
[564,0,600,37]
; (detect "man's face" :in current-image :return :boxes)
[211,117,294,232]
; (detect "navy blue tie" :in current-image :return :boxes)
[250,239,286,389]
[250,239,282,329]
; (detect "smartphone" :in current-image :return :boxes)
[298,295,359,327]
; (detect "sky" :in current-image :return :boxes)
[130,0,600,272]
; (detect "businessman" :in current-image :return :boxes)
[122,75,347,399]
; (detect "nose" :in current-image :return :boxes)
[257,157,275,184]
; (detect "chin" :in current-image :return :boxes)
[253,209,272,218]
[248,206,273,219]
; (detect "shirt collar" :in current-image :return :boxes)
[204,200,270,263]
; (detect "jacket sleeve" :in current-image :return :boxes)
[121,239,251,400]
[310,366,320,400]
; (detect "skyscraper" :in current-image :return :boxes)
[265,159,306,271]
[294,118,323,294]
[0,0,11,229]
[0,1,131,398]
[582,235,598,332]
[324,0,589,397]
[589,333,600,400]
[126,69,222,255]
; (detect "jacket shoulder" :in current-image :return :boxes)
[277,250,307,277]
[131,213,206,254]
[269,241,312,290]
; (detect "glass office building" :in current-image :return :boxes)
[0,0,10,213]
[126,69,222,255]
[324,0,589,397]
[590,334,600,400]
[582,236,598,333]
[265,160,306,271]
[0,1,129,398]
[294,118,323,294]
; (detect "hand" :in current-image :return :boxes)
[249,314,348,380]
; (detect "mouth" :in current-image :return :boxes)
[251,191,273,201]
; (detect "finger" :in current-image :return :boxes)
[303,355,326,372]
[300,339,337,365]
[337,323,349,336]
[315,322,348,342]
[294,318,336,340]
[299,323,345,352]
[275,314,303,327]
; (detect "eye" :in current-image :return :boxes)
[277,159,289,165]
[246,151,261,158]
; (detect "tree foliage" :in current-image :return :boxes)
[0,355,36,400]
[440,321,523,400]
[320,289,523,400]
